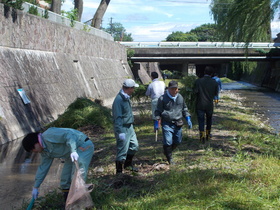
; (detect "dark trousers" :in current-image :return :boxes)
[197,109,213,131]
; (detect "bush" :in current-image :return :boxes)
[179,75,198,118]
[131,84,149,102]
[45,98,113,130]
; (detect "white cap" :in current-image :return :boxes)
[123,79,139,88]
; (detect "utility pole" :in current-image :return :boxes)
[110,17,113,36]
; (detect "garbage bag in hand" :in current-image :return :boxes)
[65,162,94,210]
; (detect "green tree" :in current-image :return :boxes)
[166,31,198,41]
[104,22,133,41]
[210,0,280,43]
[61,8,78,27]
[189,23,219,41]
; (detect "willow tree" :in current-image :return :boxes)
[210,0,280,43]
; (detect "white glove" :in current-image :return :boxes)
[32,188,39,199]
[70,152,79,162]
[119,133,126,141]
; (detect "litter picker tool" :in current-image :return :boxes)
[155,129,158,142]
[26,198,34,210]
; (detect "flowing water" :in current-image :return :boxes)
[223,81,280,134]
[0,140,63,209]
[0,81,279,209]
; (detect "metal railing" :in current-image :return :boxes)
[120,41,280,48]
[21,2,113,41]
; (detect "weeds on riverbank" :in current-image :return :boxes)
[21,90,280,210]
[45,98,112,131]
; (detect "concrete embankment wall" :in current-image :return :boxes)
[240,61,280,92]
[0,4,134,144]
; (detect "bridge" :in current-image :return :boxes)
[119,41,280,77]
[120,42,280,62]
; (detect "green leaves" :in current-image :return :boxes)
[210,0,280,43]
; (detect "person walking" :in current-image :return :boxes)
[155,81,192,165]
[212,72,222,105]
[145,72,166,131]
[112,79,139,174]
[21,127,94,201]
[194,66,219,144]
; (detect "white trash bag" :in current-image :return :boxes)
[65,162,94,210]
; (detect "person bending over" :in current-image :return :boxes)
[22,127,94,201]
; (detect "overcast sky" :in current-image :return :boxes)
[62,0,280,42]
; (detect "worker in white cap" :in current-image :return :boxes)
[112,79,140,174]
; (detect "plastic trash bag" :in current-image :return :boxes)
[65,161,94,210]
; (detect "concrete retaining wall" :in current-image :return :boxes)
[0,4,134,144]
[240,61,280,92]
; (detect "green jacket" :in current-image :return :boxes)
[34,127,88,188]
[112,91,134,134]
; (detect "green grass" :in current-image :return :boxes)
[45,98,113,131]
[221,77,234,83]
[20,91,280,210]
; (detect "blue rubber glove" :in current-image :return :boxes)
[32,188,39,199]
[186,116,192,129]
[154,120,159,130]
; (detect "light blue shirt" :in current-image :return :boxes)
[34,127,88,188]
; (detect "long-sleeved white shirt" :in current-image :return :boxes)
[145,79,166,100]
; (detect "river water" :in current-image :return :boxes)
[0,81,279,209]
[223,81,280,134]
[0,140,63,209]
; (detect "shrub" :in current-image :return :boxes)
[45,98,112,130]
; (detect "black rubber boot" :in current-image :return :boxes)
[62,189,69,202]
[171,144,178,151]
[163,145,175,165]
[124,154,138,172]
[116,161,123,174]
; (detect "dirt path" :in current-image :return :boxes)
[81,90,246,183]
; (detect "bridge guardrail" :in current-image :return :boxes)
[120,41,280,48]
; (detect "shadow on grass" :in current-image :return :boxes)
[91,167,246,209]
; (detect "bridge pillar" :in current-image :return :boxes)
[182,62,188,75]
[182,62,196,76]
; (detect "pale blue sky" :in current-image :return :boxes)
[62,0,279,42]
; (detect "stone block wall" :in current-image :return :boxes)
[0,4,134,144]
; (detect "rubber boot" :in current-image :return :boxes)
[200,131,206,144]
[171,144,177,151]
[115,161,123,174]
[124,154,138,172]
[214,99,219,106]
[62,189,69,202]
[206,130,212,141]
[163,145,175,165]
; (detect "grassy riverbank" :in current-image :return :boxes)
[23,89,280,210]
